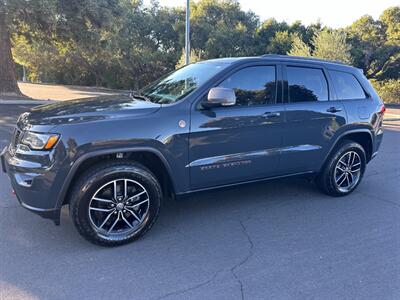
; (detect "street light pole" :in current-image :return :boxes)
[185,0,190,65]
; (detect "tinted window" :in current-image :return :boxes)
[219,66,276,106]
[330,70,366,100]
[141,62,229,104]
[287,67,328,102]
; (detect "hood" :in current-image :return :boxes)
[17,95,161,130]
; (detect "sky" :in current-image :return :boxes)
[145,0,399,28]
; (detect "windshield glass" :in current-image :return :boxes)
[141,62,229,104]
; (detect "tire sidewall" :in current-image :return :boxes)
[327,142,366,196]
[71,163,161,245]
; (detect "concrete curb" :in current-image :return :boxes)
[0,99,56,105]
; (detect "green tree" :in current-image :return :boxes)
[265,31,295,54]
[4,0,400,96]
[380,6,400,42]
[1,0,122,95]
[0,0,58,95]
[313,29,352,63]
[190,0,259,58]
[176,49,204,68]
[287,34,311,57]
[257,19,288,42]
[372,7,400,80]
[115,1,184,89]
[287,29,352,63]
[346,15,384,73]
[256,19,320,56]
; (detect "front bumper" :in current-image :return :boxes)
[1,146,61,224]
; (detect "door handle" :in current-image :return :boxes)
[262,112,281,119]
[326,107,342,113]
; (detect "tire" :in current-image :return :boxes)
[317,140,366,197]
[69,161,162,246]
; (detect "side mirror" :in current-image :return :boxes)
[203,87,236,108]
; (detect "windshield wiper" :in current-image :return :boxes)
[128,90,152,102]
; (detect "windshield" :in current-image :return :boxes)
[141,62,229,104]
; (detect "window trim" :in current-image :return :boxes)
[195,63,281,110]
[328,69,370,100]
[284,64,330,103]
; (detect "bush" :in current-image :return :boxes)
[371,79,400,104]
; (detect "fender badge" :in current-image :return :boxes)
[179,120,186,128]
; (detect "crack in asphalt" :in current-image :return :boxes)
[155,269,223,300]
[229,220,255,300]
[155,220,256,300]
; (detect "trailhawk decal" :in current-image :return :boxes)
[188,144,321,171]
[200,160,252,171]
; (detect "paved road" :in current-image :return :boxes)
[0,105,399,300]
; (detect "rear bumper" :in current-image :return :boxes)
[371,151,379,160]
[1,146,61,224]
[371,129,384,161]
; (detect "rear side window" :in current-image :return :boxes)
[287,67,328,102]
[329,70,367,100]
[219,66,276,106]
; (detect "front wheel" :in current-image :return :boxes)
[69,161,162,246]
[317,140,367,197]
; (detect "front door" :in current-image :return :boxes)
[189,65,285,189]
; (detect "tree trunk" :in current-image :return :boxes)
[0,11,22,96]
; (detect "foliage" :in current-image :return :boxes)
[344,8,400,81]
[190,0,259,58]
[287,34,311,57]
[312,30,352,64]
[176,49,204,68]
[371,79,400,104]
[287,29,352,64]
[266,31,295,55]
[4,0,400,95]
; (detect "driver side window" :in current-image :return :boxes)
[218,66,277,106]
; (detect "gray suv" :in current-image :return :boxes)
[1,55,385,246]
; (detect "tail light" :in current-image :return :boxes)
[380,105,386,115]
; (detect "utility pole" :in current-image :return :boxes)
[22,65,27,82]
[185,0,190,65]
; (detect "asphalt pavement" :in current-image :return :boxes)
[0,104,399,300]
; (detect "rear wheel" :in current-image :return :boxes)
[69,161,162,246]
[317,140,366,197]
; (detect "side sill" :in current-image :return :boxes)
[175,171,315,198]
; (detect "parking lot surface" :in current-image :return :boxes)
[0,104,399,300]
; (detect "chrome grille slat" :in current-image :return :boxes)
[10,128,23,153]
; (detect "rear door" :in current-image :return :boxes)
[328,69,372,122]
[280,64,347,174]
[189,64,285,189]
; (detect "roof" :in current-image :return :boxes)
[201,54,352,69]
[199,57,250,64]
[260,54,347,66]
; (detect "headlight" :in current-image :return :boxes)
[21,132,60,150]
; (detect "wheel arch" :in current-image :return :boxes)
[55,147,176,213]
[323,129,374,170]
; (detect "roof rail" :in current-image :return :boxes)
[261,54,345,65]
